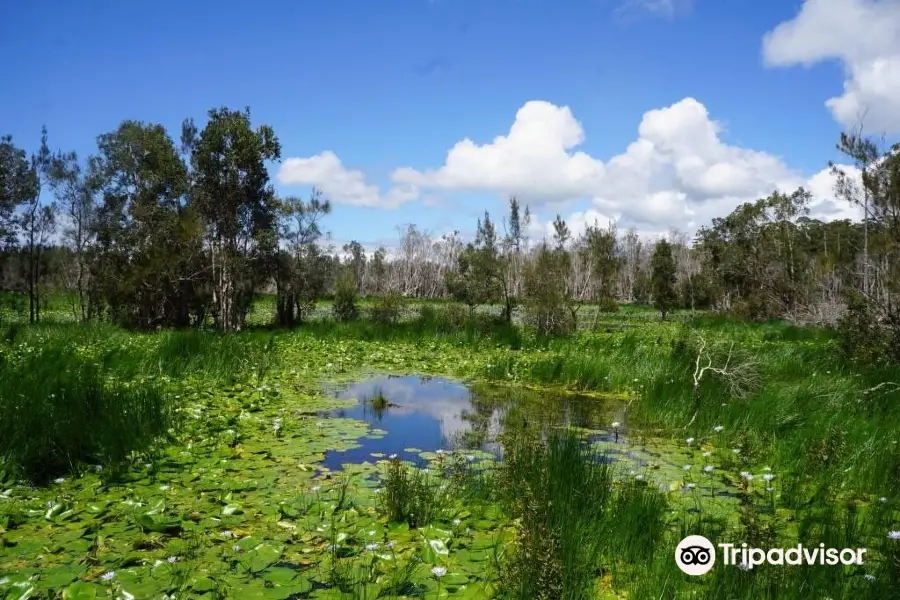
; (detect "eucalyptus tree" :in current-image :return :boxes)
[191,107,281,330]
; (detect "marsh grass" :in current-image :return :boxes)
[379,456,454,528]
[494,429,668,600]
[0,347,174,482]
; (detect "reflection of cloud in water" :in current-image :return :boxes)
[336,376,499,445]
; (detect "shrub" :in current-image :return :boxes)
[0,348,175,482]
[369,294,403,326]
[332,270,359,322]
[597,295,619,313]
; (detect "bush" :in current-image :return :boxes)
[0,348,175,482]
[598,295,619,313]
[332,270,359,322]
[369,294,403,326]
[837,290,900,364]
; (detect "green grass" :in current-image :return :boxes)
[1,295,899,598]
[0,347,175,483]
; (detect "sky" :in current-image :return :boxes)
[3,0,899,251]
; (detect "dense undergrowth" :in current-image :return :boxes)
[1,300,899,598]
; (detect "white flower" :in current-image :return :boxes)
[167,556,178,563]
[683,465,692,471]
[611,422,621,428]
[431,566,447,577]
[686,438,695,445]
[466,455,475,462]
[232,544,241,552]
[387,541,395,549]
[389,454,398,460]
[766,486,774,492]
[53,477,65,484]
[373,488,381,494]
[702,451,712,457]
[159,485,170,491]
[365,543,379,551]
[762,474,775,482]
[685,483,696,490]
[311,486,321,492]
[888,531,900,540]
[101,571,116,581]
[221,530,233,538]
[865,574,876,582]
[703,465,714,473]
[436,449,445,455]
[740,471,753,481]
[880,497,887,503]
[713,425,724,432]
[93,465,103,472]
[634,474,644,481]
[453,518,462,526]
[732,448,741,454]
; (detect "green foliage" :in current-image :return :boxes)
[332,269,359,322]
[597,295,619,313]
[522,244,575,337]
[379,456,451,528]
[651,239,677,319]
[0,348,174,481]
[837,290,900,364]
[368,293,404,326]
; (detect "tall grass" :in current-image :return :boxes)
[493,429,667,599]
[0,347,175,482]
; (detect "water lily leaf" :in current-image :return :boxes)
[247,543,283,573]
[422,538,449,563]
[62,581,98,600]
[222,504,243,516]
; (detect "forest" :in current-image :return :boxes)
[1,108,899,600]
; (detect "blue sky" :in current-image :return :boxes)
[3,0,897,249]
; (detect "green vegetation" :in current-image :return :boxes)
[2,110,900,597]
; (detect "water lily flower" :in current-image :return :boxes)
[311,486,321,492]
[611,422,621,428]
[233,545,242,552]
[762,474,775,482]
[703,465,714,473]
[713,425,724,432]
[159,485,170,491]
[732,448,741,454]
[683,465,692,471]
[431,567,447,577]
[888,531,900,540]
[221,530,233,538]
[53,477,65,484]
[740,471,753,481]
[702,451,712,457]
[686,438,695,445]
[634,474,644,481]
[365,543,379,551]
[373,488,381,494]
[387,541,395,549]
[880,497,887,503]
[453,518,462,526]
[101,571,116,581]
[466,455,475,462]
[167,556,178,563]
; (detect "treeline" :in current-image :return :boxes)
[1,110,898,359]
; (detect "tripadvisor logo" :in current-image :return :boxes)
[675,536,867,575]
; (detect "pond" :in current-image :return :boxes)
[322,374,637,471]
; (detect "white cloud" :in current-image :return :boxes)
[762,0,900,132]
[277,151,418,209]
[391,101,606,202]
[278,97,861,237]
[393,96,851,234]
[614,0,693,20]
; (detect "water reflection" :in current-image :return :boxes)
[320,375,619,470]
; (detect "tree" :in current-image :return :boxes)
[522,242,575,336]
[651,239,677,320]
[343,240,367,293]
[191,107,281,330]
[276,190,332,325]
[19,127,57,324]
[0,135,33,249]
[46,152,98,321]
[91,120,199,328]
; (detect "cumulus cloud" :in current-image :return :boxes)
[392,101,606,201]
[277,151,418,209]
[279,97,860,236]
[392,96,849,234]
[762,0,900,132]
